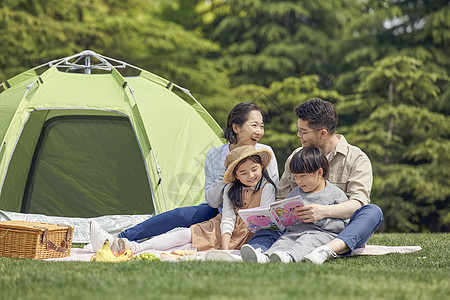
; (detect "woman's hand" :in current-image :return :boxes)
[294,204,329,223]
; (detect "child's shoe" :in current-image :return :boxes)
[205,250,242,262]
[304,245,337,265]
[90,220,115,252]
[240,244,269,263]
[270,251,293,263]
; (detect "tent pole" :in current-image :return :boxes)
[172,83,200,104]
[150,148,168,211]
[85,55,91,74]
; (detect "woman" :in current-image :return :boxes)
[90,102,279,252]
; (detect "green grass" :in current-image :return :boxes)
[0,233,448,300]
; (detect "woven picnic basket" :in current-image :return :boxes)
[0,220,74,259]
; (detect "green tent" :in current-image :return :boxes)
[0,50,223,220]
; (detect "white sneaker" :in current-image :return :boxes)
[240,244,269,263]
[116,238,140,254]
[205,250,242,262]
[304,245,337,265]
[270,251,293,263]
[90,220,114,252]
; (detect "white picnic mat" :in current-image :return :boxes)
[44,244,422,262]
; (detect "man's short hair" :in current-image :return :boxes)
[294,98,337,134]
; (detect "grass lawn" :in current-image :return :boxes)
[0,233,448,300]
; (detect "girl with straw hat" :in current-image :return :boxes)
[104,145,277,255]
[191,145,277,251]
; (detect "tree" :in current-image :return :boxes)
[203,0,357,87]
[337,55,450,232]
[159,0,203,31]
[0,0,228,98]
[334,0,450,105]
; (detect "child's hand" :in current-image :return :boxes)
[294,204,328,223]
[221,233,231,250]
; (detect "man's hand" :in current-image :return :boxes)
[294,200,362,222]
[294,204,329,223]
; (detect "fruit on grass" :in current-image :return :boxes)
[133,252,160,261]
[90,239,133,262]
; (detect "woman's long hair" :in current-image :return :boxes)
[227,155,277,208]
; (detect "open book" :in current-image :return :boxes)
[237,195,305,232]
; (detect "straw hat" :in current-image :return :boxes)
[223,145,272,183]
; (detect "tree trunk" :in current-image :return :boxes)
[385,81,394,165]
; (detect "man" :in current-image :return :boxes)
[241,98,383,264]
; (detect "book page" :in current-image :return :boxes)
[237,207,283,232]
[270,195,305,228]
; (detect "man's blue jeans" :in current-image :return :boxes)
[248,204,384,253]
[117,203,218,241]
[336,204,384,253]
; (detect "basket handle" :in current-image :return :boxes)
[45,240,70,253]
[34,225,73,253]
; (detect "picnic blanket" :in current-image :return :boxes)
[45,244,422,262]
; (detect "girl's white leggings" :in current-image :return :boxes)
[138,228,192,251]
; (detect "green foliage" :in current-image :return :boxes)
[333,1,450,233]
[159,0,204,30]
[0,0,228,98]
[335,0,450,95]
[204,0,355,86]
[338,55,450,232]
